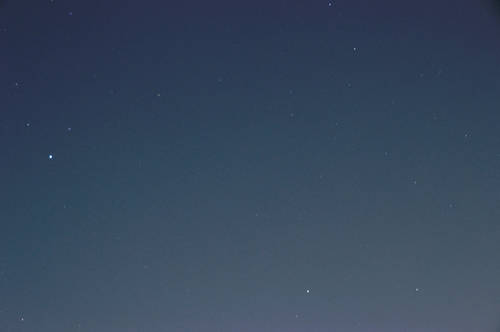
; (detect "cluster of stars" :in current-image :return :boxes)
[23,121,72,161]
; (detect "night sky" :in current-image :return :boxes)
[2,0,500,331]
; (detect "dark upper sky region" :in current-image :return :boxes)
[1,0,500,331]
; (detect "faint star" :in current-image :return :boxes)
[48,154,54,160]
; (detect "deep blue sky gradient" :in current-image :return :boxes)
[1,0,500,331]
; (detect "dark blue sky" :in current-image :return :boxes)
[1,0,500,331]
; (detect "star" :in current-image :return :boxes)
[48,154,54,160]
